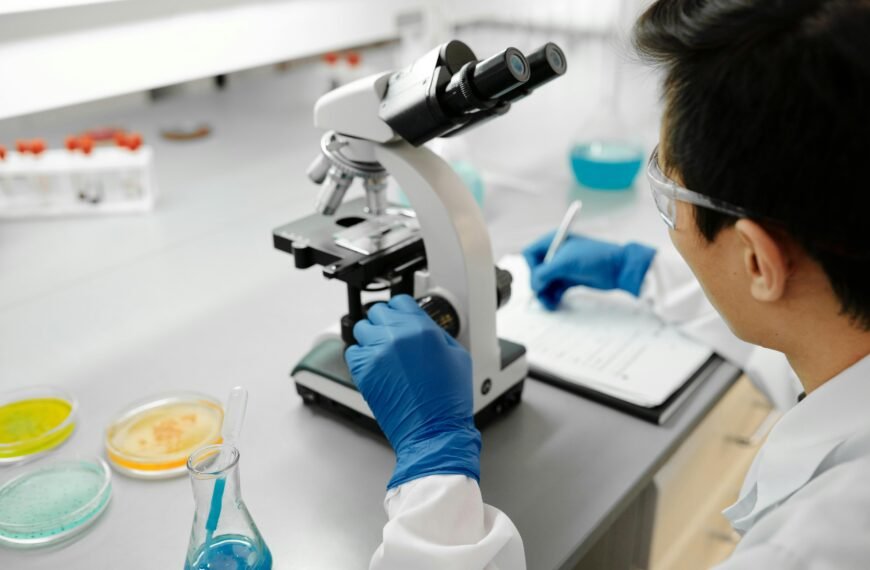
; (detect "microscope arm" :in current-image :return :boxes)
[373,141,502,378]
[298,40,566,401]
[278,40,567,418]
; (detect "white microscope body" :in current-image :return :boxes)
[274,40,567,426]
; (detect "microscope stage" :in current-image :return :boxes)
[273,197,426,288]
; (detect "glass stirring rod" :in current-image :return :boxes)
[204,387,248,548]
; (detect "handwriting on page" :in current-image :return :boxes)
[497,255,712,407]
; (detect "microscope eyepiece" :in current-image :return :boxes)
[439,47,531,120]
[471,47,530,100]
[503,43,567,103]
[439,40,477,74]
[379,40,566,146]
[540,43,566,75]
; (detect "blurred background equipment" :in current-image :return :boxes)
[0,130,154,218]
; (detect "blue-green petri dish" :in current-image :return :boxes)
[0,457,112,548]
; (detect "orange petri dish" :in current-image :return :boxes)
[105,392,223,479]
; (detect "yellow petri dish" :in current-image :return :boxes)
[105,392,223,479]
[0,387,77,464]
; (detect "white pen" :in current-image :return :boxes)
[543,199,583,264]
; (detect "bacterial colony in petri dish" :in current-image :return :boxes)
[105,392,224,478]
[0,458,112,548]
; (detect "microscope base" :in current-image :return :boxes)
[292,337,527,434]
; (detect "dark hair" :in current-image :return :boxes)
[634,0,870,330]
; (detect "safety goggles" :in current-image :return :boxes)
[646,145,753,229]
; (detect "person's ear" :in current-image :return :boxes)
[734,219,790,302]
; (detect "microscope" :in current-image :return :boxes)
[273,40,567,430]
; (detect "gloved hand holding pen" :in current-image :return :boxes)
[523,232,657,310]
[345,295,481,490]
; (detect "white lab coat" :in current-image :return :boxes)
[716,354,870,569]
[369,252,869,569]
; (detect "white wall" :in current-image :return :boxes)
[0,0,658,129]
[0,0,427,120]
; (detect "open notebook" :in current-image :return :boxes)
[497,255,714,421]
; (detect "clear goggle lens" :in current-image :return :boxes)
[649,181,676,229]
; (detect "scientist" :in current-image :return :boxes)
[344,0,870,568]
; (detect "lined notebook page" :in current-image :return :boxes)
[497,255,712,407]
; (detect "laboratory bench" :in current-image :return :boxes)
[0,70,765,570]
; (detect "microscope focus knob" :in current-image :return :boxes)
[495,266,513,309]
[418,295,460,338]
[418,267,512,339]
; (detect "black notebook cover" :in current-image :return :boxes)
[528,354,723,425]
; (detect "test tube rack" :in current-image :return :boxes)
[0,143,155,219]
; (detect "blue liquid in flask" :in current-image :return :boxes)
[185,534,272,570]
[185,445,272,570]
[570,142,643,191]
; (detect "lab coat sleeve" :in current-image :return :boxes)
[640,248,802,410]
[370,474,526,570]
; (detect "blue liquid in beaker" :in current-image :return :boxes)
[570,142,643,191]
[185,534,273,570]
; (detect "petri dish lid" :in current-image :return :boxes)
[105,392,224,479]
[0,386,78,465]
[0,457,112,548]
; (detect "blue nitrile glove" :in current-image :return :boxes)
[344,295,480,490]
[522,232,656,311]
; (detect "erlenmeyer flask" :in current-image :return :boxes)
[185,444,272,570]
[570,0,644,192]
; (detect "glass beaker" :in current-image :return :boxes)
[185,444,272,570]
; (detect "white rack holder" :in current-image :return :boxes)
[0,146,156,218]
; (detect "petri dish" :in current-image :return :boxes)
[0,387,77,464]
[105,392,224,479]
[0,457,112,548]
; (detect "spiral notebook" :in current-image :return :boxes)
[497,255,714,424]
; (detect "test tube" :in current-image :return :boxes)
[0,144,11,200]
